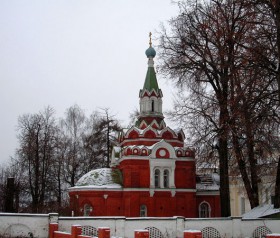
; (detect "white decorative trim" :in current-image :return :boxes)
[149,189,155,197]
[68,187,123,192]
[160,126,178,138]
[150,140,177,159]
[150,157,176,189]
[139,88,163,98]
[142,125,159,136]
[196,191,220,196]
[69,186,197,193]
[122,188,196,192]
[139,95,163,115]
[148,58,154,67]
[115,156,194,165]
[121,138,183,145]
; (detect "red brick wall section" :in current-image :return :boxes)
[135,230,149,238]
[184,230,202,238]
[266,235,280,238]
[175,161,196,188]
[98,227,110,238]
[49,224,91,238]
[196,195,221,217]
[71,225,82,238]
[49,223,58,238]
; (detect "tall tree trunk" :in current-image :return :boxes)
[276,0,280,102]
[106,111,110,168]
[274,156,280,208]
[218,136,231,217]
[106,123,110,168]
[232,126,259,208]
[243,110,259,208]
[218,102,231,217]
[34,124,40,213]
[274,0,280,209]
[57,157,62,207]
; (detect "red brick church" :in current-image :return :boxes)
[69,36,220,218]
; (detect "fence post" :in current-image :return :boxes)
[176,216,185,238]
[49,213,59,224]
[71,225,82,238]
[49,223,58,238]
[135,230,149,238]
[98,227,110,238]
[184,230,202,238]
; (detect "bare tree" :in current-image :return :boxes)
[4,104,122,213]
[60,105,87,187]
[160,0,280,212]
[60,106,122,185]
[17,106,57,212]
[85,108,122,168]
[249,0,280,208]
[158,0,257,216]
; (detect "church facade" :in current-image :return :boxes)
[69,38,220,218]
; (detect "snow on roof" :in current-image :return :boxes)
[71,184,122,190]
[185,230,201,233]
[123,144,155,150]
[242,204,280,219]
[197,162,217,169]
[113,146,121,153]
[123,126,177,136]
[75,168,122,187]
[196,173,220,191]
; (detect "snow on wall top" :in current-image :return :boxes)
[75,168,122,187]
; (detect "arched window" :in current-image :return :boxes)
[163,170,169,188]
[151,100,154,112]
[84,204,92,216]
[140,205,147,217]
[199,202,211,218]
[154,169,160,188]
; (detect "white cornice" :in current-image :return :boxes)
[69,186,197,193]
[121,138,184,146]
[116,156,195,164]
[196,191,220,196]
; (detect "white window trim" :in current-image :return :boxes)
[140,204,147,217]
[83,203,93,216]
[198,201,211,218]
[151,165,174,189]
[154,169,161,188]
[163,169,169,188]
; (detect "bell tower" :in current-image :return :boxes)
[136,33,166,130]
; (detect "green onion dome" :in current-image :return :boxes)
[145,46,156,58]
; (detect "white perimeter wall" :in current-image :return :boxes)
[0,213,53,237]
[0,213,279,238]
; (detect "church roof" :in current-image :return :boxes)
[75,168,122,188]
[242,204,280,219]
[143,66,159,92]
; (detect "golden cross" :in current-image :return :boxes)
[149,32,152,47]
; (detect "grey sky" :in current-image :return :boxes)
[0,0,178,164]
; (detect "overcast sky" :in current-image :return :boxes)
[0,0,179,164]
